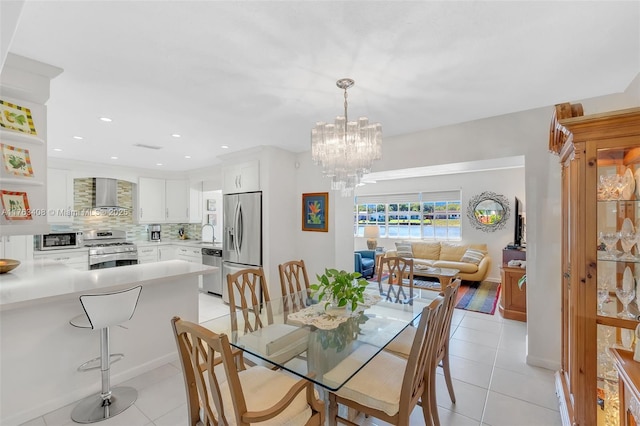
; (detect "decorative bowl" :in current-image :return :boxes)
[0,259,20,274]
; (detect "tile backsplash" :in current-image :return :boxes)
[50,178,201,241]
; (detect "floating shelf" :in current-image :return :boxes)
[0,129,45,145]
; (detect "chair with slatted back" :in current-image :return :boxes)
[278,259,311,314]
[378,256,415,305]
[227,267,309,368]
[325,295,446,426]
[171,316,325,426]
[384,278,462,424]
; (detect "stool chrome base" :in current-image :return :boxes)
[71,386,137,424]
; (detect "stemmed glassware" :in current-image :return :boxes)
[616,287,636,318]
[599,231,620,260]
[597,285,609,315]
[619,230,638,260]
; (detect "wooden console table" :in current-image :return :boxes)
[499,248,527,321]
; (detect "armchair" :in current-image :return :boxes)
[354,250,376,279]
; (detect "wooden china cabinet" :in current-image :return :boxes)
[551,105,640,426]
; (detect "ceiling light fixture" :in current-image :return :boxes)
[99,117,112,122]
[73,136,83,140]
[311,78,382,196]
[110,156,118,160]
[53,148,62,152]
[156,163,163,166]
[221,145,229,149]
[184,155,191,159]
[171,134,181,138]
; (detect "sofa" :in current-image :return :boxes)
[385,241,491,283]
[354,250,376,279]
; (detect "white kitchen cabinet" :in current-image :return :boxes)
[222,160,259,194]
[158,245,177,261]
[137,178,195,223]
[0,235,34,262]
[137,246,158,264]
[47,169,73,223]
[189,181,203,223]
[33,250,88,271]
[137,177,166,223]
[165,179,189,222]
[176,246,202,263]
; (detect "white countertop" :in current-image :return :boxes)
[135,239,222,249]
[0,259,217,312]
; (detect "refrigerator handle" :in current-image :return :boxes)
[236,201,243,255]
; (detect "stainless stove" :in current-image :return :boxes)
[84,230,138,269]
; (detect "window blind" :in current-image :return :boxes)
[356,189,460,204]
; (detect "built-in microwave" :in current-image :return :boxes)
[36,232,84,250]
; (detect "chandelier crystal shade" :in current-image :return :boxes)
[311,78,382,196]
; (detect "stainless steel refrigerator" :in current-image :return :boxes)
[222,191,262,304]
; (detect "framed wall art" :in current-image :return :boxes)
[0,100,37,135]
[0,190,32,220]
[302,192,328,232]
[1,143,34,177]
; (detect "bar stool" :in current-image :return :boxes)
[69,286,142,423]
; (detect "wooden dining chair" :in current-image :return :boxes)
[171,316,325,426]
[325,295,447,426]
[384,278,462,424]
[227,267,309,368]
[278,259,310,313]
[378,256,416,304]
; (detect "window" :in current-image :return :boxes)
[354,191,461,240]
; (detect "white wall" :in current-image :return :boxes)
[354,166,526,282]
[293,73,640,371]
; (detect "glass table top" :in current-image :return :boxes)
[200,289,437,391]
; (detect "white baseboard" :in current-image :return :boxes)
[526,353,561,371]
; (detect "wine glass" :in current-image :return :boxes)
[597,285,609,315]
[619,231,638,260]
[616,287,636,318]
[599,231,620,260]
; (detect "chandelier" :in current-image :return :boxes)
[311,78,382,196]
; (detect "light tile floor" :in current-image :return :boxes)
[21,291,561,426]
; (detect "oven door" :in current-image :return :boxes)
[89,253,138,269]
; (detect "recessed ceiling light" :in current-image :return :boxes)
[99,117,112,122]
[110,156,118,160]
[156,163,163,166]
[73,136,83,140]
[171,134,181,138]
[221,145,229,149]
[53,148,62,152]
[184,155,191,159]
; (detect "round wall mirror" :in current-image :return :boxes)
[467,191,510,232]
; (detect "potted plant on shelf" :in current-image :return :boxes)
[310,268,369,311]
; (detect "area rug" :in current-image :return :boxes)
[454,281,501,315]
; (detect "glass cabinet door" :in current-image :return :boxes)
[596,144,640,425]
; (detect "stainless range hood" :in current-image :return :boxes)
[92,178,127,210]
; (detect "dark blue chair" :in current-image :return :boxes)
[354,250,376,279]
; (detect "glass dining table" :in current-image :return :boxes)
[200,289,438,391]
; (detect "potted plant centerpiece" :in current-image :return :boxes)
[310,268,369,311]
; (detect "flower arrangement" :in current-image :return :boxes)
[310,268,369,311]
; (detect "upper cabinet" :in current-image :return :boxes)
[137,177,166,223]
[137,177,199,224]
[46,169,73,223]
[222,160,259,194]
[553,106,640,426]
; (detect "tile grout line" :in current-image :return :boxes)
[477,310,503,426]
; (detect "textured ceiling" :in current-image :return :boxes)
[6,1,640,171]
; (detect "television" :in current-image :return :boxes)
[513,197,525,248]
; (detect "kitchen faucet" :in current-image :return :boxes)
[201,223,215,243]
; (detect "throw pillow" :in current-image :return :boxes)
[395,242,414,258]
[460,248,485,265]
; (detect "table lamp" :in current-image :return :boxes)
[364,225,380,250]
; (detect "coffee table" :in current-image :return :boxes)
[412,266,460,292]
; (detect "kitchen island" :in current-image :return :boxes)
[0,259,217,425]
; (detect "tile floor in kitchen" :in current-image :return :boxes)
[20,291,561,426]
